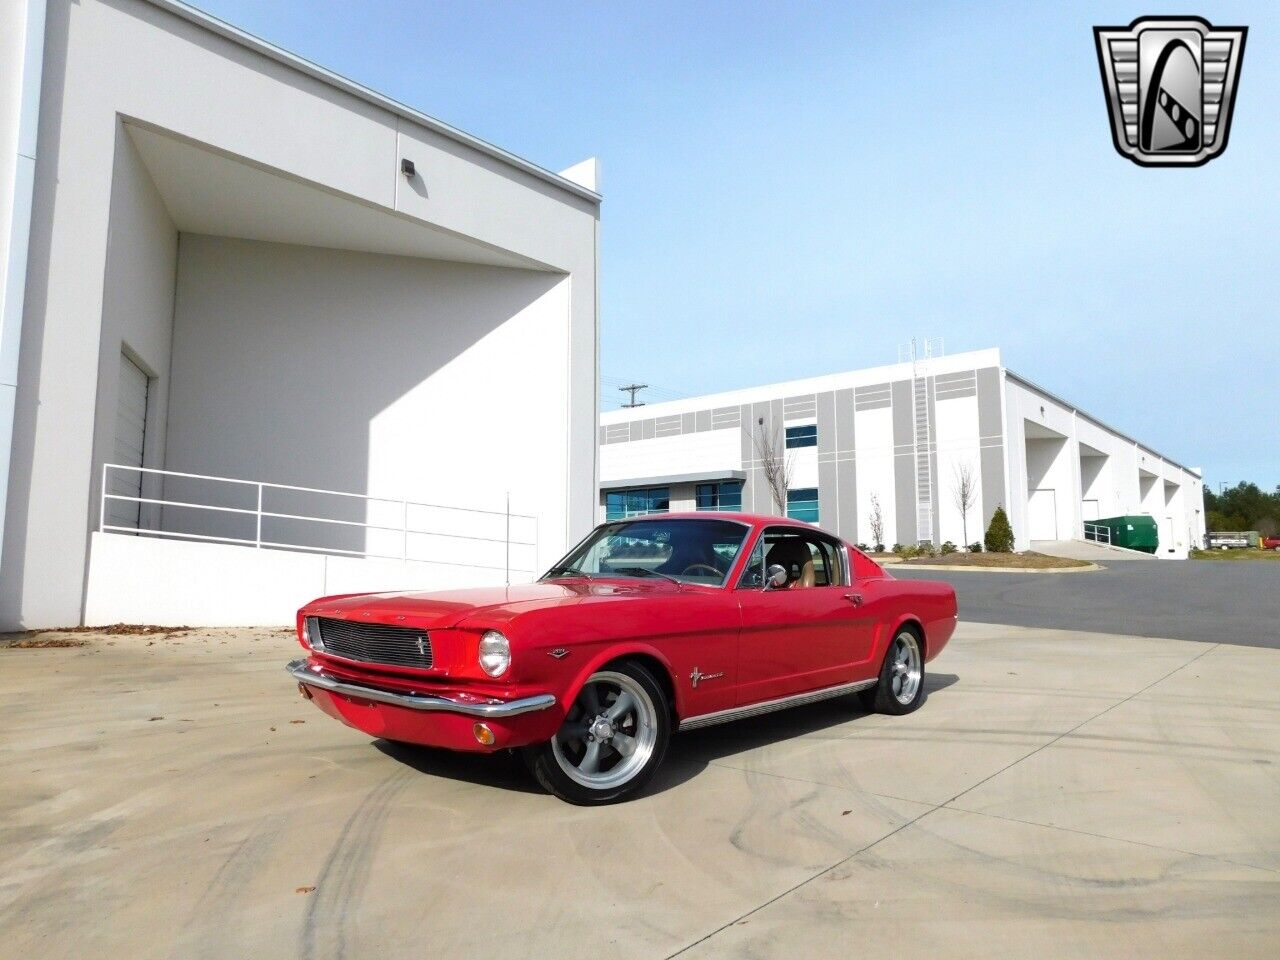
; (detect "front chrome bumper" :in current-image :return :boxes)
[286,659,557,718]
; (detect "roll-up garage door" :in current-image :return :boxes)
[106,353,150,532]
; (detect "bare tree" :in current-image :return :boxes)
[952,461,977,549]
[869,492,884,551]
[749,416,793,515]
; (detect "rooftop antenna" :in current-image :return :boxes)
[619,383,648,408]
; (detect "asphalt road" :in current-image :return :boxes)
[894,559,1280,648]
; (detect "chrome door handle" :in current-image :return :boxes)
[844,593,864,606]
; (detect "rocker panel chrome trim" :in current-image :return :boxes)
[678,678,877,731]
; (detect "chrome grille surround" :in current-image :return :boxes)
[310,616,433,670]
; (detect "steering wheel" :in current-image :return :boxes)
[680,563,722,578]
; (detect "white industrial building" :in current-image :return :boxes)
[600,348,1205,557]
[0,0,600,629]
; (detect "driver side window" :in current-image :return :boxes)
[738,528,845,589]
[739,536,766,588]
[806,538,842,586]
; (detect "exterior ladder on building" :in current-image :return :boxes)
[912,374,933,544]
[900,337,942,546]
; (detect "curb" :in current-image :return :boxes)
[895,562,1102,574]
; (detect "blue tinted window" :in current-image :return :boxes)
[696,480,743,512]
[785,424,817,448]
[786,488,819,523]
[605,487,670,521]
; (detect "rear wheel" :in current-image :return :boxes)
[523,662,670,805]
[859,626,925,715]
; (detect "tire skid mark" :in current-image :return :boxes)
[300,769,413,960]
[177,813,288,960]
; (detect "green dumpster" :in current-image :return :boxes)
[1089,515,1158,553]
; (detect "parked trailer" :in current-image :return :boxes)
[1205,531,1259,550]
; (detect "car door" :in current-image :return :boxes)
[842,551,898,683]
[734,527,873,705]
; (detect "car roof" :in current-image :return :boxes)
[608,512,823,532]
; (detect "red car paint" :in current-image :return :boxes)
[1263,536,1280,551]
[291,513,957,753]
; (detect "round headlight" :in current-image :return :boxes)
[302,616,323,651]
[478,630,511,677]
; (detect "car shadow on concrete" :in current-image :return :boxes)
[372,733,707,799]
[668,672,960,767]
[374,739,544,795]
[373,673,959,799]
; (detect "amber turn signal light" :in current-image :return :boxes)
[472,722,495,746]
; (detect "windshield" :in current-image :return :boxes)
[544,518,750,586]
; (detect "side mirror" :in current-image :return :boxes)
[765,564,789,590]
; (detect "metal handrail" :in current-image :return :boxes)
[99,463,538,580]
[103,462,536,518]
[1083,521,1111,545]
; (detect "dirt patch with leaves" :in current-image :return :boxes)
[2,623,194,650]
[4,636,93,649]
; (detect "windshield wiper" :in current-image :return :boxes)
[613,566,682,586]
[543,565,593,580]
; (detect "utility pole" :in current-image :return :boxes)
[619,383,648,408]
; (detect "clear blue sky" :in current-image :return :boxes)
[190,0,1279,490]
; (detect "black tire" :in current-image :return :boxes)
[523,660,670,805]
[858,625,926,715]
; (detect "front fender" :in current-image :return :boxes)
[557,642,684,720]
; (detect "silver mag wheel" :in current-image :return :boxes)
[525,662,671,805]
[888,631,923,705]
[551,671,658,790]
[861,626,926,715]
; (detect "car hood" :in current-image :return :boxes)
[304,579,671,630]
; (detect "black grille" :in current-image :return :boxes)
[313,617,433,669]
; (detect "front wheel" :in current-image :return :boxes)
[859,627,926,715]
[523,662,670,805]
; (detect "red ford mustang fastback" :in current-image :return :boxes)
[288,513,957,804]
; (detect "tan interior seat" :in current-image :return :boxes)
[765,539,816,588]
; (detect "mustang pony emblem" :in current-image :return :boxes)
[416,636,428,657]
[690,667,724,689]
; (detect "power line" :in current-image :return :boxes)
[601,375,690,405]
[617,383,648,408]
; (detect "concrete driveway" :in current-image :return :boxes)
[1,623,1276,959]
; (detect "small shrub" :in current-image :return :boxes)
[873,542,885,553]
[855,542,869,552]
[968,541,983,553]
[985,506,1014,553]
[918,540,935,556]
[941,541,958,555]
[891,543,905,555]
